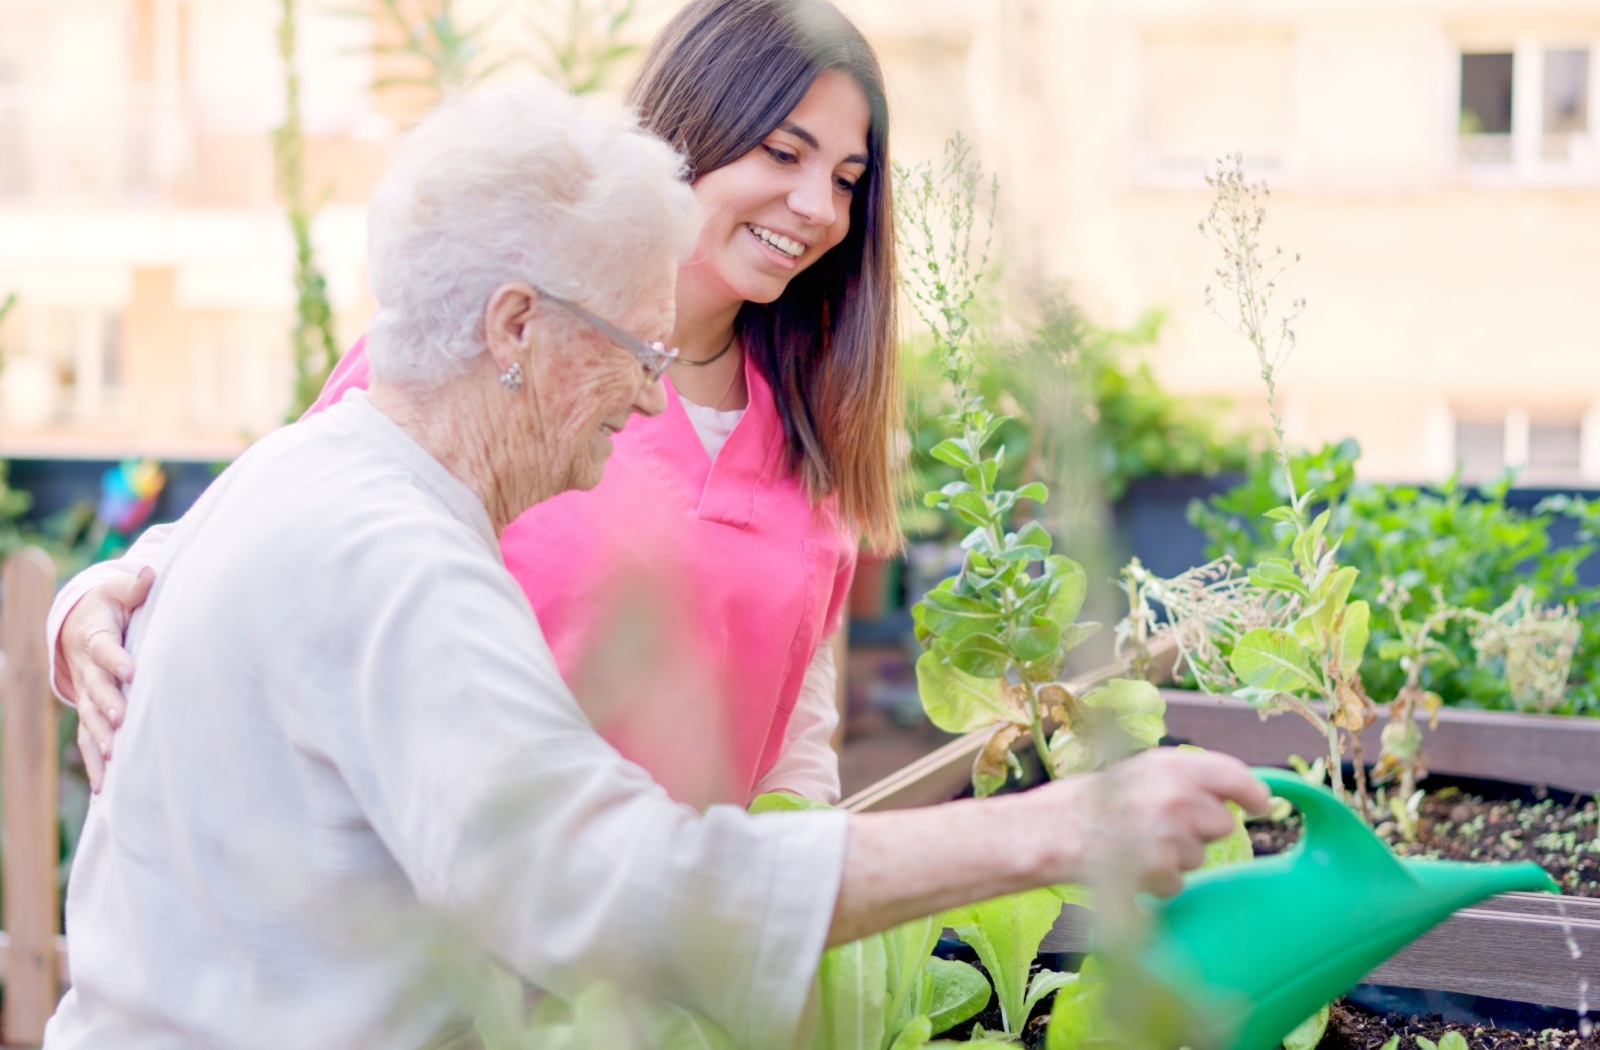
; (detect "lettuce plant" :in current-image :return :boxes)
[898,138,1166,797]
[751,794,990,1049]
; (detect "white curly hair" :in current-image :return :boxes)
[364,78,701,385]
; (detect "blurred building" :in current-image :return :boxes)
[961,0,1600,485]
[0,0,381,458]
[3,0,1599,486]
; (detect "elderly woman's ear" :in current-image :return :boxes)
[483,282,542,386]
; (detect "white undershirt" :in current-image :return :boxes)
[678,398,745,460]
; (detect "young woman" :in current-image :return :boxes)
[51,0,900,808]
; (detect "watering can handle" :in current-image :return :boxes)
[1251,767,1403,870]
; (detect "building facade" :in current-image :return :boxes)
[2,0,1598,485]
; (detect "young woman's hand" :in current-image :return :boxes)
[59,569,155,791]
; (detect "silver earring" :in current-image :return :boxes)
[500,361,524,393]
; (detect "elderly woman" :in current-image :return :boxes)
[43,81,1265,1050]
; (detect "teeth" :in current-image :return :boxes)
[751,225,803,258]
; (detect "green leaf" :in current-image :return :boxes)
[1058,621,1102,653]
[946,889,1065,1036]
[1233,685,1285,710]
[884,914,943,1036]
[916,650,1019,733]
[922,957,991,1036]
[645,1000,740,1050]
[1044,975,1104,1050]
[948,633,1012,678]
[1006,618,1063,663]
[996,521,1052,563]
[1015,482,1049,504]
[1024,970,1077,1015]
[748,792,833,814]
[949,491,993,527]
[1264,506,1299,525]
[814,935,888,1050]
[1042,556,1088,626]
[1230,628,1321,694]
[1415,1037,1438,1050]
[1377,1037,1400,1050]
[922,589,1005,645]
[888,1015,933,1050]
[1377,639,1409,662]
[1335,600,1370,676]
[1280,1004,1330,1050]
[1437,1033,1469,1050]
[1308,566,1359,642]
[1249,557,1311,599]
[930,439,975,468]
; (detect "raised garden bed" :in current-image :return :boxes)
[844,657,1600,1037]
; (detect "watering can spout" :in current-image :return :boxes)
[1140,768,1560,1050]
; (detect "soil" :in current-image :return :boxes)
[1248,784,1600,898]
[1322,998,1600,1050]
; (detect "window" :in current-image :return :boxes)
[1454,418,1506,483]
[1543,49,1590,161]
[1453,411,1587,486]
[1459,52,1514,161]
[1457,42,1597,176]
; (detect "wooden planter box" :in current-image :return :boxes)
[843,665,1600,1011]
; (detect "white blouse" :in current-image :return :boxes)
[44,392,846,1050]
[48,402,846,805]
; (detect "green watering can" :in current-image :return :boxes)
[1138,767,1560,1050]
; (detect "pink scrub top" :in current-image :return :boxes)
[308,340,857,807]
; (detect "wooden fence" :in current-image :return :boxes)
[0,548,65,1046]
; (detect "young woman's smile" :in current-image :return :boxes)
[683,69,871,307]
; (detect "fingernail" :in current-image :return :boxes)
[118,664,134,680]
[101,742,111,759]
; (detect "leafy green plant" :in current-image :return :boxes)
[751,793,990,1049]
[1192,445,1597,715]
[943,889,1075,1038]
[900,138,1166,798]
[1121,156,1379,812]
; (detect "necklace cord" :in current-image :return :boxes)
[672,333,736,367]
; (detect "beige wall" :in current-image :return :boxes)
[3,0,1599,486]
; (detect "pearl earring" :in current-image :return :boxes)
[500,361,524,393]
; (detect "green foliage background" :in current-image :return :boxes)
[901,296,1253,540]
[1192,441,1600,714]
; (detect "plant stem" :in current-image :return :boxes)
[1026,687,1057,781]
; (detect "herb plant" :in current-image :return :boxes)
[900,137,1167,798]
[1122,156,1379,811]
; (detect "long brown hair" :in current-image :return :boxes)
[628,0,901,553]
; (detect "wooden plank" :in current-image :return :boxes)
[1,548,61,1044]
[1040,892,1600,1010]
[1162,690,1600,795]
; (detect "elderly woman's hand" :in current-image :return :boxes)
[59,569,154,792]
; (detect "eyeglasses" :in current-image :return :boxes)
[533,285,679,382]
